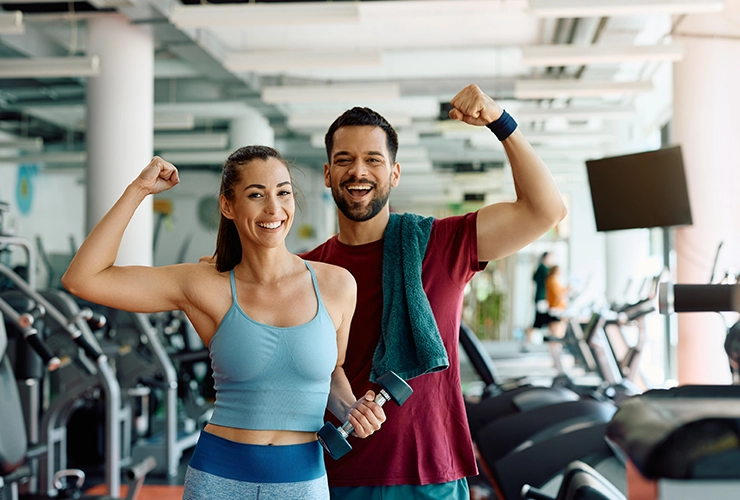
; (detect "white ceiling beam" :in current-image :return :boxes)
[154,133,229,151]
[521,43,684,66]
[528,0,726,17]
[396,160,433,173]
[525,131,617,146]
[0,11,23,35]
[154,112,195,131]
[169,2,360,29]
[516,106,636,121]
[157,150,229,165]
[396,129,421,146]
[310,134,327,150]
[532,148,605,160]
[0,56,99,79]
[515,79,653,99]
[396,146,430,163]
[311,130,419,149]
[87,0,137,8]
[293,111,411,132]
[0,151,86,165]
[224,50,383,73]
[0,137,43,151]
[263,83,400,104]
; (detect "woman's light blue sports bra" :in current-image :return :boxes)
[207,261,337,432]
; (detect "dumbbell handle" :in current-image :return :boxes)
[336,388,392,439]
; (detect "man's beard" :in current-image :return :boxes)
[331,178,391,222]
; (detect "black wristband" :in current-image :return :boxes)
[485,110,517,141]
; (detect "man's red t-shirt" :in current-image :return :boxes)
[301,212,483,487]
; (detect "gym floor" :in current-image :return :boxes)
[85,448,191,499]
[82,340,568,499]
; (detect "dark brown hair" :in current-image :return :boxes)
[324,107,399,163]
[214,145,290,272]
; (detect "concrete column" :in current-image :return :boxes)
[605,230,651,305]
[86,15,154,266]
[230,113,275,150]
[672,14,740,384]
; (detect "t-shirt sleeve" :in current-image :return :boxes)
[427,212,486,286]
[298,241,325,262]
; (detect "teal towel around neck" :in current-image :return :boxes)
[371,212,450,382]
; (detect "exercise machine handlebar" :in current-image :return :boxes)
[659,282,740,314]
[0,263,107,364]
[0,297,60,371]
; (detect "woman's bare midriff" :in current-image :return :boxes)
[204,423,318,446]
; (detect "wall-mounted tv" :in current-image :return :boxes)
[585,145,693,232]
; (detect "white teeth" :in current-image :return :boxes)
[348,185,372,191]
[258,221,282,229]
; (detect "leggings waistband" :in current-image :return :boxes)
[189,431,325,483]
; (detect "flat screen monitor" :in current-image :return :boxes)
[585,145,693,232]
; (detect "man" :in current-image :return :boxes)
[524,251,554,352]
[301,83,567,499]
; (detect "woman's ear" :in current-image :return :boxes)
[220,195,235,220]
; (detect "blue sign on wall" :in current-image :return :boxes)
[16,165,38,215]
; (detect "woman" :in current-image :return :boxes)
[544,265,569,371]
[546,265,568,318]
[62,146,385,499]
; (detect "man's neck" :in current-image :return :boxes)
[336,208,391,246]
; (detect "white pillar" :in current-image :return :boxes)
[86,15,154,266]
[672,19,740,384]
[229,113,275,150]
[605,230,651,305]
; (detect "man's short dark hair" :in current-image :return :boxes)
[324,107,399,163]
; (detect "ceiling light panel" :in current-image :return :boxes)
[154,112,195,131]
[515,80,653,99]
[211,2,537,52]
[528,0,726,17]
[0,11,23,35]
[291,113,412,131]
[153,133,229,151]
[257,47,522,82]
[224,51,383,73]
[262,83,401,104]
[516,106,636,121]
[156,150,229,166]
[311,129,420,149]
[0,151,86,165]
[170,2,361,29]
[284,96,439,121]
[0,56,100,79]
[522,43,684,66]
[0,137,43,151]
[525,132,617,146]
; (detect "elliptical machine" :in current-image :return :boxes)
[0,202,155,499]
[522,281,740,500]
[0,273,156,500]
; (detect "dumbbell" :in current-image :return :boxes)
[318,371,412,460]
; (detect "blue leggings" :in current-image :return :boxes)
[183,431,329,499]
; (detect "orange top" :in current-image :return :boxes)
[546,275,567,310]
